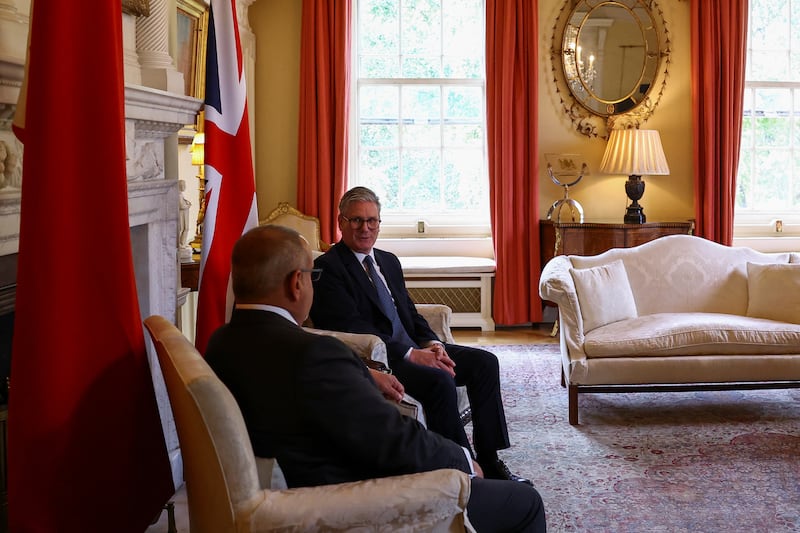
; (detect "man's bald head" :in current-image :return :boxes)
[231,225,312,303]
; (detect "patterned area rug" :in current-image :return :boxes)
[481,343,800,532]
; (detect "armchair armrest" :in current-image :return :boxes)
[246,469,474,532]
[418,303,455,344]
[304,327,388,366]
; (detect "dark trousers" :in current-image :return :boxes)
[468,477,546,532]
[391,343,510,462]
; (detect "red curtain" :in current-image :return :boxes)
[486,0,541,325]
[297,0,351,244]
[9,0,172,529]
[691,0,749,244]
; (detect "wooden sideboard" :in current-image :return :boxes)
[181,260,200,291]
[540,219,695,266]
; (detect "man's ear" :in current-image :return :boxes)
[285,270,303,302]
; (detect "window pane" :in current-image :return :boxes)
[754,148,790,208]
[359,0,399,77]
[443,0,484,77]
[401,85,441,147]
[402,148,441,209]
[754,88,791,147]
[444,149,486,210]
[736,149,752,209]
[360,86,400,147]
[360,149,400,208]
[401,0,442,77]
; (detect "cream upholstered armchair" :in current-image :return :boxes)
[144,315,473,533]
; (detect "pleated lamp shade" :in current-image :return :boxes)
[599,129,670,176]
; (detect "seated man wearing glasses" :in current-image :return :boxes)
[310,186,530,485]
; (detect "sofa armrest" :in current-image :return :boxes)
[247,469,474,532]
[303,327,388,366]
[539,255,587,358]
[418,303,456,344]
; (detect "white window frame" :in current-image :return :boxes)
[735,4,800,239]
[348,0,492,240]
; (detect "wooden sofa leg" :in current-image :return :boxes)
[568,384,578,425]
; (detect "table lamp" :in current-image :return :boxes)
[189,132,205,253]
[599,128,669,224]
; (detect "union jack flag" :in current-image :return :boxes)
[195,0,259,354]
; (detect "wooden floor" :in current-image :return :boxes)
[452,323,557,345]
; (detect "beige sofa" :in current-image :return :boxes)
[539,234,800,425]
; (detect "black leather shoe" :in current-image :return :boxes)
[483,459,532,485]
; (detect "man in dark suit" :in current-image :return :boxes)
[206,225,546,532]
[311,186,528,484]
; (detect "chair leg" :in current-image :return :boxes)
[150,501,176,532]
[568,385,579,425]
[164,501,176,533]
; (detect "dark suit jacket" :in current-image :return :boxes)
[311,242,439,364]
[205,308,470,488]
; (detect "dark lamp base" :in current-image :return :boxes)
[624,205,646,224]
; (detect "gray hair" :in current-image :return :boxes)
[339,186,382,215]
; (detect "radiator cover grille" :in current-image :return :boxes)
[408,287,482,313]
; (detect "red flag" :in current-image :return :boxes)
[8,1,173,531]
[195,0,259,354]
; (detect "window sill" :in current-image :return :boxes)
[732,235,800,253]
[375,236,494,259]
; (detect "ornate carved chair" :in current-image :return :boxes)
[259,202,330,256]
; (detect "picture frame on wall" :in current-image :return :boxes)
[176,0,209,100]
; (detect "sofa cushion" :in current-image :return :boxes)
[746,262,800,324]
[570,259,637,333]
[583,312,800,357]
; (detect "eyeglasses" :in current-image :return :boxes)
[300,268,323,282]
[341,215,381,230]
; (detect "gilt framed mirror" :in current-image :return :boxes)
[550,0,671,138]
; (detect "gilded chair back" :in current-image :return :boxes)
[259,202,330,254]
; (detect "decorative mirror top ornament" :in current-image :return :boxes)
[550,0,671,139]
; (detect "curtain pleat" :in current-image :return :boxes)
[691,0,748,244]
[297,0,351,244]
[486,0,541,325]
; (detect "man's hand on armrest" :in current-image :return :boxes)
[369,368,405,402]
